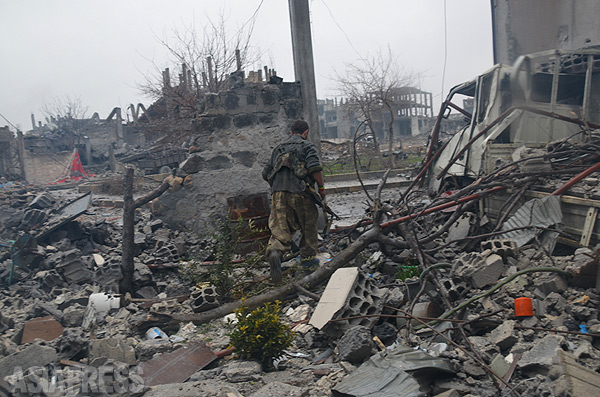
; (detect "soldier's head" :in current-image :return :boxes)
[290,120,309,138]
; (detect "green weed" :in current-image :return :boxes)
[228,301,294,370]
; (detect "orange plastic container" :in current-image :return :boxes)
[514,297,534,317]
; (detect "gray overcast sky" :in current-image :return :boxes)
[0,0,493,131]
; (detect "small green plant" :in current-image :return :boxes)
[396,265,421,281]
[179,216,266,301]
[228,301,294,370]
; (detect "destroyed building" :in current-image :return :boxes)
[1,1,600,396]
[318,86,435,140]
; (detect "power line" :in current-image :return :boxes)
[237,0,264,36]
[0,111,19,131]
[441,0,448,99]
[319,0,365,61]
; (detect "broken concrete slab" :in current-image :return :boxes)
[28,192,56,210]
[222,360,263,383]
[536,273,568,295]
[488,320,518,352]
[0,344,58,395]
[309,267,359,330]
[337,326,374,364]
[92,253,105,266]
[249,381,307,397]
[518,334,564,370]
[56,327,88,360]
[567,247,597,288]
[135,339,174,362]
[88,338,137,366]
[489,353,512,379]
[62,304,85,327]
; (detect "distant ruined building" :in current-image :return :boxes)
[317,87,435,141]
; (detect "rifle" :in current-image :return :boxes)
[304,183,340,220]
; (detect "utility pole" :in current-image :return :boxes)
[288,0,321,155]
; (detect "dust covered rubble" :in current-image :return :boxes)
[0,185,599,396]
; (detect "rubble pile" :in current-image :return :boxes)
[0,137,599,396]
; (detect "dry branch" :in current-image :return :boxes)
[159,226,382,326]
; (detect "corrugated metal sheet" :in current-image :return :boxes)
[333,345,454,397]
[499,195,563,248]
[139,342,218,386]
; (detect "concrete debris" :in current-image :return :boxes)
[88,338,137,366]
[336,326,374,364]
[309,267,388,338]
[0,344,59,395]
[190,285,220,313]
[452,252,507,289]
[250,381,307,397]
[0,135,599,397]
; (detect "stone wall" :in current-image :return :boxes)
[153,82,304,233]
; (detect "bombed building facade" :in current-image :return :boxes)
[318,87,436,141]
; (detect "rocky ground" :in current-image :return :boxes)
[0,138,600,396]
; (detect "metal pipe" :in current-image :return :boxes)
[551,161,600,196]
[380,186,505,229]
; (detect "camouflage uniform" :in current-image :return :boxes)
[267,191,318,259]
[262,133,322,261]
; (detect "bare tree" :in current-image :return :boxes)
[333,48,415,156]
[41,95,89,125]
[39,96,90,151]
[138,9,263,108]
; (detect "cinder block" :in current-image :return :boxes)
[191,286,220,313]
[309,267,388,338]
[442,278,469,301]
[454,252,506,289]
[481,239,519,259]
[153,244,180,263]
[471,254,506,289]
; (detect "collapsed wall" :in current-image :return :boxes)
[153,81,303,233]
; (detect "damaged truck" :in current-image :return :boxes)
[421,48,600,248]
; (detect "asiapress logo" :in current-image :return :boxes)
[7,364,145,395]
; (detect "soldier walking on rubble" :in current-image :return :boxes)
[262,120,326,284]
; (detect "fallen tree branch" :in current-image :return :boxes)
[293,283,321,301]
[162,225,383,326]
